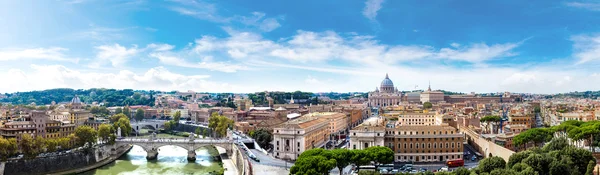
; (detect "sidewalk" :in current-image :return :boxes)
[216,146,239,175]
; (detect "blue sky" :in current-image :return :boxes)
[1,0,600,94]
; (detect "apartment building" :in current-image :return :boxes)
[272,117,329,160]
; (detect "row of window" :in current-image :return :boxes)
[389,142,462,150]
[397,155,461,161]
[385,130,456,135]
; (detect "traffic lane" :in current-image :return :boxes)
[249,149,292,167]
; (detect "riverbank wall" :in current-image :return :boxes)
[0,144,131,175]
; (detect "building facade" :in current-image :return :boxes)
[272,117,330,160]
[368,74,403,107]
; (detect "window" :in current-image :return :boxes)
[277,141,279,145]
[353,145,356,149]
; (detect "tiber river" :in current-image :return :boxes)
[82,145,223,175]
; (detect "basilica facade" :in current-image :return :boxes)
[368,74,403,107]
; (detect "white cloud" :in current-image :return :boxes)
[450,43,461,48]
[571,34,600,64]
[437,42,519,63]
[148,53,248,73]
[94,44,140,67]
[566,2,600,11]
[305,76,320,84]
[0,64,254,93]
[146,43,175,52]
[363,0,384,20]
[0,47,78,62]
[191,29,519,64]
[169,2,281,32]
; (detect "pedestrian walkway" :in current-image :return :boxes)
[216,146,239,175]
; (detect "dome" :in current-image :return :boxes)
[380,73,394,88]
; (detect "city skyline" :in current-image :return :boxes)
[2,0,600,93]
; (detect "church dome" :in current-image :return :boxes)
[380,73,394,88]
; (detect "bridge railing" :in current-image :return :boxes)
[116,137,233,144]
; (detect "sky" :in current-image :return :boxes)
[1,0,600,94]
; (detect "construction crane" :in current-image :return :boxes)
[499,103,509,133]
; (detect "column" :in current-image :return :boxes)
[146,148,158,160]
[187,150,197,161]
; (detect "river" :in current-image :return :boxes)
[82,145,224,175]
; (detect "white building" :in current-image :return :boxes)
[368,74,403,107]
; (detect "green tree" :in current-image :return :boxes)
[290,155,336,175]
[423,102,432,109]
[115,107,123,115]
[208,112,233,138]
[75,125,98,148]
[0,137,18,160]
[20,134,37,159]
[453,167,471,175]
[479,156,506,173]
[549,160,570,175]
[480,115,502,134]
[98,124,113,144]
[45,138,58,153]
[202,129,208,139]
[174,111,181,123]
[490,169,518,175]
[164,121,172,132]
[507,151,533,168]
[251,129,273,149]
[365,146,394,166]
[122,106,131,118]
[135,108,145,121]
[330,149,353,175]
[522,153,553,175]
[114,117,132,137]
[586,160,595,175]
[195,127,201,138]
[110,113,128,123]
[58,137,71,150]
[350,149,372,170]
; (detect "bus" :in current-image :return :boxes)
[446,159,464,167]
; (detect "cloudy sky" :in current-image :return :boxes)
[1,0,600,94]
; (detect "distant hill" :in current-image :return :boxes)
[0,88,156,107]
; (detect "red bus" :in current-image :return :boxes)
[446,159,464,167]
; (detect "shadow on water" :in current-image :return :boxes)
[81,145,223,175]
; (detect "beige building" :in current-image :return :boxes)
[272,117,330,160]
[368,74,403,107]
[305,112,348,140]
[420,84,444,104]
[349,117,386,150]
[384,124,463,162]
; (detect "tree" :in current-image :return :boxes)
[251,129,273,149]
[114,117,132,137]
[290,155,336,175]
[110,113,128,123]
[365,146,394,166]
[350,149,372,170]
[330,149,353,175]
[479,156,506,173]
[490,169,518,175]
[522,153,553,175]
[20,134,37,159]
[164,121,172,132]
[58,137,71,150]
[122,106,131,118]
[75,125,98,148]
[115,107,123,115]
[174,111,181,123]
[423,102,432,109]
[208,112,233,138]
[586,160,595,175]
[135,108,145,121]
[45,138,58,153]
[195,127,201,138]
[0,137,17,160]
[202,129,208,139]
[98,124,113,144]
[453,167,471,175]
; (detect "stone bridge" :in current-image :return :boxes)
[115,136,234,161]
[130,120,167,133]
